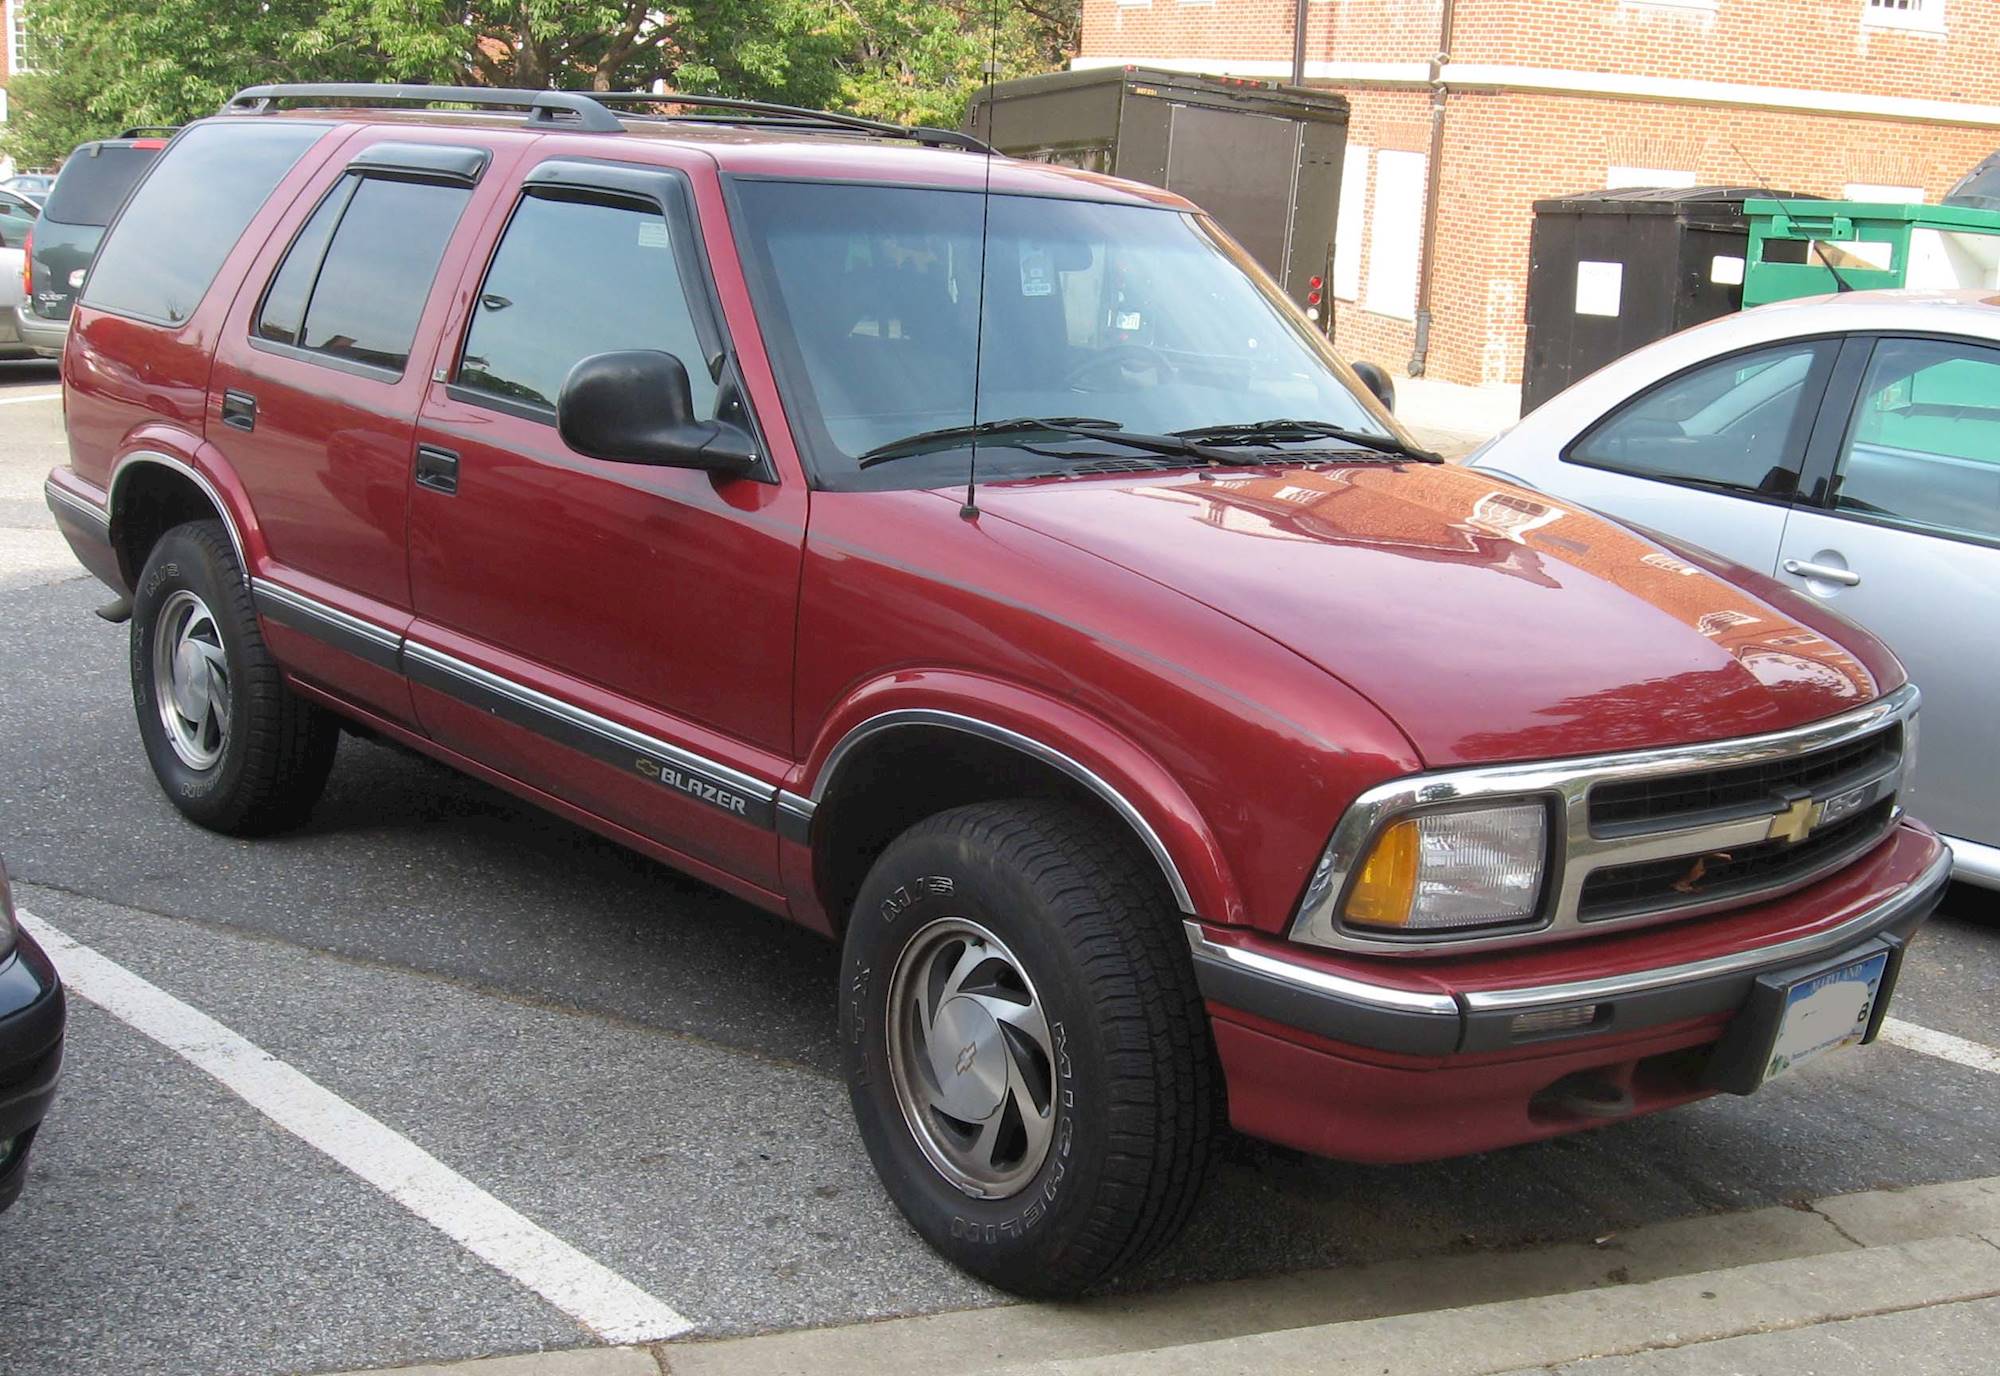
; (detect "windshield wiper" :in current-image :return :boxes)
[1172,418,1441,463]
[857,416,1242,469]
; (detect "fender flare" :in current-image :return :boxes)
[107,447,257,583]
[788,676,1243,921]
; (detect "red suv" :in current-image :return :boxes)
[46,85,1946,1296]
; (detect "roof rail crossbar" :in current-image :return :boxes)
[586,92,990,152]
[224,83,626,134]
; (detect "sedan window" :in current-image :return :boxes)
[1832,337,2000,546]
[1566,341,1832,499]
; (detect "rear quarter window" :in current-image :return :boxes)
[41,144,157,226]
[83,121,327,327]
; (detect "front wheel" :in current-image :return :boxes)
[841,800,1216,1296]
[130,520,339,834]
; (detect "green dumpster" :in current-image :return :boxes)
[1742,198,2000,306]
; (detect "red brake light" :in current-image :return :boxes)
[1309,275,1324,290]
[132,139,167,149]
[1307,288,1323,306]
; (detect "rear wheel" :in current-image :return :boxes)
[130,520,339,834]
[840,799,1216,1297]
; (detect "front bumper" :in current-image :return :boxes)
[1191,822,1948,1163]
[0,928,66,1211]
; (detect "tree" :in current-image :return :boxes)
[1,0,1081,170]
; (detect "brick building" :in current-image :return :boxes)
[1077,0,2000,400]
[0,0,30,177]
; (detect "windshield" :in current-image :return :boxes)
[730,180,1401,490]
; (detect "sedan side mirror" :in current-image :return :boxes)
[557,350,759,477]
[1351,360,1396,413]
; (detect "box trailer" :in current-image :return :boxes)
[966,67,1350,331]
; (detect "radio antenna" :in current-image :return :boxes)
[1728,137,1855,294]
[962,0,1004,521]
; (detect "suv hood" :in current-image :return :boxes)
[975,463,1900,767]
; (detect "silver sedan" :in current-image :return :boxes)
[1468,288,1999,889]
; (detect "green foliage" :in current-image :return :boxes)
[2,0,1076,169]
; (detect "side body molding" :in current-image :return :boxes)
[783,707,1200,915]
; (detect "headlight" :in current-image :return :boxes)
[0,859,15,962]
[1338,801,1548,935]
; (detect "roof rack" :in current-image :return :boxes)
[221,83,990,152]
[116,125,182,139]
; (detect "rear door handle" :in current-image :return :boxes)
[221,389,257,432]
[415,445,460,495]
[1783,558,1861,587]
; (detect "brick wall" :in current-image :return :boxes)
[1081,0,2000,386]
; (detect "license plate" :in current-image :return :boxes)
[1760,949,1892,1084]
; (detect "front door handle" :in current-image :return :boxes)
[415,445,460,495]
[1783,558,1861,587]
[221,389,257,432]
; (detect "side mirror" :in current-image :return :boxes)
[557,350,759,477]
[1351,360,1396,413]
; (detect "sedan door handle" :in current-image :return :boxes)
[1783,558,1861,587]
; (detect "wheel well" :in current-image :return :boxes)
[112,464,226,586]
[813,725,1181,934]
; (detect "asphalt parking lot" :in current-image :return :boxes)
[0,360,1996,1376]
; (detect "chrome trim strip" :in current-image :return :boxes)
[107,451,251,581]
[251,578,402,651]
[1944,834,2000,888]
[1292,684,1921,956]
[400,639,778,807]
[44,479,111,534]
[1182,921,1460,1016]
[774,790,815,846]
[812,708,1197,914]
[1460,845,1952,1014]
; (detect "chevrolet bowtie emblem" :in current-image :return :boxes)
[1767,796,1820,845]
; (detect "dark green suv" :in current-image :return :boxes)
[21,128,173,357]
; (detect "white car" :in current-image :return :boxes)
[1468,289,1998,890]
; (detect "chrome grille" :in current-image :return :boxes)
[1589,724,1903,836]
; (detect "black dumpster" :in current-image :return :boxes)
[1522,186,1818,413]
[966,67,1350,331]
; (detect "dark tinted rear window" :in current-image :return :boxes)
[84,121,326,326]
[42,144,158,226]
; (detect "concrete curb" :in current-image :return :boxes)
[314,1175,2000,1376]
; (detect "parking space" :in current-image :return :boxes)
[0,373,1996,1375]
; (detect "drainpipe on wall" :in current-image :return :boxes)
[1291,0,1309,86]
[1408,0,1456,377]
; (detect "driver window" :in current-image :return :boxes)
[457,191,717,421]
[1566,342,1831,496]
[1833,336,2000,545]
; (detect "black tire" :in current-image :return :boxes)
[841,799,1217,1297]
[130,520,339,834]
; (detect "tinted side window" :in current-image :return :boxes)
[1566,342,1830,497]
[457,193,715,417]
[42,144,157,226]
[1834,336,2000,545]
[84,123,325,325]
[262,176,471,374]
[255,178,355,347]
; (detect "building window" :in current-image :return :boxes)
[1364,149,1425,320]
[1607,166,1699,190]
[1863,0,1945,33]
[1844,181,1926,203]
[1113,0,1151,8]
[1331,144,1369,302]
[8,1,32,75]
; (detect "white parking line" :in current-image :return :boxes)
[1879,1017,2000,1075]
[0,391,60,405]
[16,909,695,1343]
